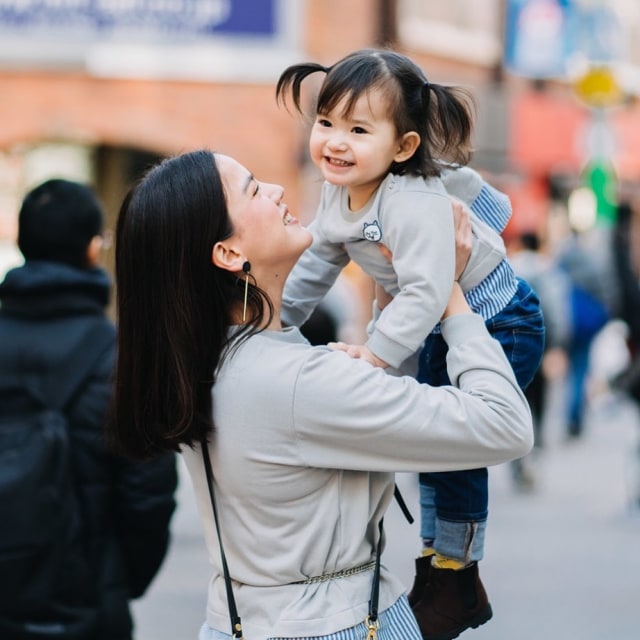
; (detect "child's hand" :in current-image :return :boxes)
[328,342,389,368]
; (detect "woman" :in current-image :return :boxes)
[108,150,532,640]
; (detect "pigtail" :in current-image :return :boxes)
[276,63,330,115]
[424,83,476,167]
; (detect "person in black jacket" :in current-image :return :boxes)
[0,178,178,640]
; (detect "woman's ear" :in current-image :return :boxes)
[211,240,245,273]
[394,131,420,163]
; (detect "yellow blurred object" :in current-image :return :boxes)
[574,66,623,108]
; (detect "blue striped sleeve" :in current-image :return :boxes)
[471,183,512,233]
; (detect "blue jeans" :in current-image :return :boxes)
[566,337,591,436]
[416,278,545,562]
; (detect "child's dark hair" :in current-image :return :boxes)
[276,48,475,178]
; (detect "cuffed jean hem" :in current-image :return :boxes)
[419,483,437,541]
[434,518,487,564]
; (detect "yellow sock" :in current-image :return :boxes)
[432,553,466,570]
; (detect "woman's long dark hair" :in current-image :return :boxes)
[107,150,272,460]
[276,48,475,177]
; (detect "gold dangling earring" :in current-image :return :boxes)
[242,261,251,322]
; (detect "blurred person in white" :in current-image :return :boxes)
[276,48,544,640]
[105,150,533,640]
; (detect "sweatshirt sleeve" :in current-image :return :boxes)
[365,189,454,368]
[441,166,512,233]
[293,313,533,472]
[281,199,350,328]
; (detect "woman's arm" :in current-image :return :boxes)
[293,312,533,474]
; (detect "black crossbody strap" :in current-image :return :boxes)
[368,518,383,624]
[393,484,415,524]
[200,436,244,640]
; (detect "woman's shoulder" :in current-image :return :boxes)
[225,327,321,376]
[227,329,377,397]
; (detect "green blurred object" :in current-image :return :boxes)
[583,159,618,225]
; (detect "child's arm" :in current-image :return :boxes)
[363,189,455,368]
[281,202,350,329]
[374,199,471,305]
[331,200,473,369]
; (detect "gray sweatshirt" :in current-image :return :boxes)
[181,313,532,640]
[281,171,507,368]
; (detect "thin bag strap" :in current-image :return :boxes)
[366,518,383,634]
[200,436,244,640]
[393,484,415,524]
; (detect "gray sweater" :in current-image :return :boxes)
[181,313,532,639]
[281,170,506,368]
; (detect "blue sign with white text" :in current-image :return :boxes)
[0,0,276,39]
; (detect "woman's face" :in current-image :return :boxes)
[216,154,312,273]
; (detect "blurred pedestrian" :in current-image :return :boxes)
[105,150,533,640]
[509,231,571,487]
[0,178,178,640]
[611,201,640,396]
[610,199,640,508]
[276,48,544,640]
[556,229,611,438]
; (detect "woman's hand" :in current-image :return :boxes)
[452,198,472,282]
[374,244,394,311]
[442,282,471,319]
[375,283,393,311]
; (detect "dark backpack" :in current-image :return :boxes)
[0,325,113,626]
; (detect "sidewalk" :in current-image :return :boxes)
[132,325,640,640]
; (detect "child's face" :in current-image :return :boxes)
[309,88,405,210]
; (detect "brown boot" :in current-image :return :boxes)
[411,562,492,640]
[407,555,433,607]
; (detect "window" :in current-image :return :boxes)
[397,0,503,67]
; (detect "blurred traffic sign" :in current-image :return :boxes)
[574,66,623,108]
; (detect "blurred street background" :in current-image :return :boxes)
[2,1,640,638]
